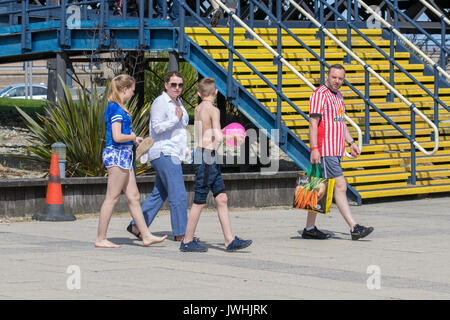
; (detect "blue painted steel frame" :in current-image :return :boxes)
[317,0,450,186]
[184,37,312,172]
[384,0,450,61]
[0,19,175,59]
[5,0,419,203]
[179,2,312,170]
[318,0,450,113]
[179,1,362,204]
[249,0,429,196]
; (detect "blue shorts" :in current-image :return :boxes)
[102,145,133,170]
[320,156,343,179]
[193,148,226,204]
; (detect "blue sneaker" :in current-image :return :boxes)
[180,239,208,252]
[226,236,252,252]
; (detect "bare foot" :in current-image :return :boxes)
[94,239,121,248]
[142,234,168,246]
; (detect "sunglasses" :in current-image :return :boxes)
[169,82,184,89]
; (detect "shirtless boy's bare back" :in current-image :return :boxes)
[194,99,223,151]
[180,77,252,253]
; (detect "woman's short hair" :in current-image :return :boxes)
[164,71,184,83]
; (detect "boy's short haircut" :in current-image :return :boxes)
[198,77,217,98]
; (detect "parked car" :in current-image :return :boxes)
[0,83,48,100]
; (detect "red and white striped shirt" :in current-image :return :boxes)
[309,85,347,157]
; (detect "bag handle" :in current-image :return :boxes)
[307,163,323,178]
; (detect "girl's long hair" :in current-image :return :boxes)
[107,74,135,115]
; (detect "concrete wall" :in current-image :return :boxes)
[0,172,298,218]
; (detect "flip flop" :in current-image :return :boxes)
[126,224,141,240]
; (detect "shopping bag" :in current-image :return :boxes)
[293,164,335,214]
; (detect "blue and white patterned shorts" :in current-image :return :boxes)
[102,146,133,170]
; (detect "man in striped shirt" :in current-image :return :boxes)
[303,64,374,241]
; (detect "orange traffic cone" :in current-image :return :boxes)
[33,153,75,221]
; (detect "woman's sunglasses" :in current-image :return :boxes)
[169,82,184,89]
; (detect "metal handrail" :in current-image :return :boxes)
[384,0,450,70]
[418,0,450,26]
[179,2,309,121]
[209,0,362,159]
[249,0,413,149]
[0,0,161,23]
[385,0,449,82]
[251,0,450,118]
[356,0,450,82]
[287,0,439,157]
[383,0,450,58]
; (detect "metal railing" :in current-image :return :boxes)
[419,0,450,26]
[287,0,441,184]
[418,0,450,72]
[0,0,173,23]
[204,0,363,159]
[361,0,450,81]
[355,0,450,132]
[0,0,174,50]
[180,0,439,183]
[179,0,309,147]
[0,0,443,185]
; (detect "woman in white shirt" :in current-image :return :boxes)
[127,71,190,241]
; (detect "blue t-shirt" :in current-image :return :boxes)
[104,102,133,147]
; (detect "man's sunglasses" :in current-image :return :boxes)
[169,82,184,89]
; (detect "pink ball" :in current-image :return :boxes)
[223,122,246,147]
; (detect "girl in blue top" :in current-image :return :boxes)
[95,74,168,248]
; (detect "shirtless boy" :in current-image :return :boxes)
[180,77,252,252]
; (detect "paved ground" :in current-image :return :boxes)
[1,196,450,300]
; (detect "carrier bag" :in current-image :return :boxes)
[293,163,335,214]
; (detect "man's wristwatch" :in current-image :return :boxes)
[348,140,355,147]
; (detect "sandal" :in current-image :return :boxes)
[126,224,141,240]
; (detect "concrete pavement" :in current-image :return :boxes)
[1,197,450,300]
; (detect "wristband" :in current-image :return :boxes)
[348,140,355,147]
[310,146,318,150]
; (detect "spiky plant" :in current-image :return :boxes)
[16,82,108,177]
[15,57,199,177]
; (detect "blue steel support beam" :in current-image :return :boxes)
[0,20,174,61]
[178,0,361,204]
[181,34,362,204]
[184,36,312,170]
[0,11,363,204]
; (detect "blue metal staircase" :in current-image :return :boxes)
[0,2,313,170]
[1,0,449,204]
